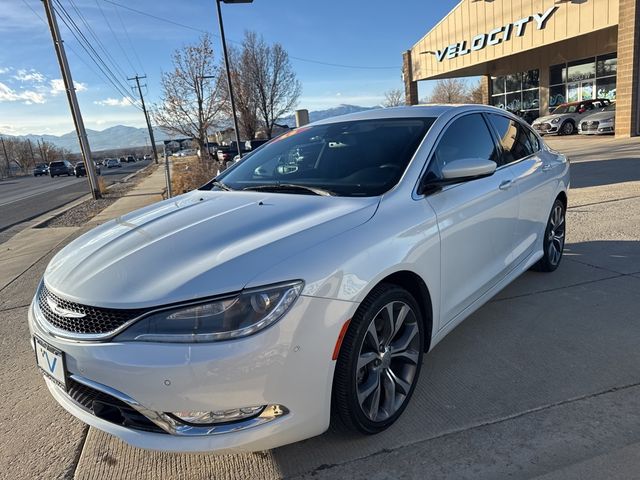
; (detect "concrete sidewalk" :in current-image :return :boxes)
[0,165,166,294]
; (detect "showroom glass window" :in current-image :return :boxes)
[486,114,536,166]
[549,53,617,112]
[426,114,498,180]
[490,70,539,124]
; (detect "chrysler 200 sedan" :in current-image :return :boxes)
[29,105,569,453]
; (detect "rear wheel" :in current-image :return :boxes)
[533,198,566,272]
[332,284,424,434]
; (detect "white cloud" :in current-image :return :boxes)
[0,67,11,74]
[50,78,87,95]
[0,82,46,104]
[93,97,134,107]
[14,69,45,83]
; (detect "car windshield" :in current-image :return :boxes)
[50,162,64,167]
[36,164,45,168]
[553,104,578,114]
[208,118,435,197]
[602,103,616,112]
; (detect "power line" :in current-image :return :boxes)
[67,0,129,83]
[93,0,139,76]
[112,1,145,74]
[100,0,401,71]
[53,0,141,109]
[20,0,121,94]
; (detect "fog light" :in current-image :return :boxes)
[171,405,265,425]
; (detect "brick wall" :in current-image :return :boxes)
[403,51,419,106]
[616,0,640,137]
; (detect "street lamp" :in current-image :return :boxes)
[215,0,252,160]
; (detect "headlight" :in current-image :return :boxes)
[551,118,560,124]
[115,281,304,343]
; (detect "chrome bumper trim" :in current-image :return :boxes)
[62,374,289,436]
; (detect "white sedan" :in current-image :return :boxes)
[29,105,569,453]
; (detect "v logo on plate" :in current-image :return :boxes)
[43,351,57,373]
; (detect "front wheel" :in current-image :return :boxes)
[561,121,575,135]
[332,284,424,434]
[533,198,566,272]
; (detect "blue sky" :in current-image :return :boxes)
[1,0,458,136]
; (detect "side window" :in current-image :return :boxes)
[427,114,498,179]
[487,113,535,166]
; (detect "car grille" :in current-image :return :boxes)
[581,121,600,131]
[66,377,166,434]
[38,285,146,335]
[534,123,551,131]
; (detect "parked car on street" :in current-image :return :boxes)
[105,158,121,169]
[29,105,569,454]
[578,102,616,135]
[33,163,49,177]
[48,160,74,177]
[532,99,610,135]
[74,161,101,177]
[126,155,136,163]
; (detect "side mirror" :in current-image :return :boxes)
[419,158,497,195]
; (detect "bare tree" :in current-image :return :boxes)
[467,81,484,104]
[383,88,404,107]
[153,34,227,160]
[241,32,301,139]
[225,45,260,140]
[426,78,470,104]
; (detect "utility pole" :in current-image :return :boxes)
[42,0,101,199]
[1,137,10,178]
[129,75,159,164]
[27,139,36,168]
[37,139,47,163]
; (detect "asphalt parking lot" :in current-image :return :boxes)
[1,135,639,479]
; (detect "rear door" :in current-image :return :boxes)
[486,113,556,263]
[425,113,520,326]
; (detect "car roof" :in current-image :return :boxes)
[310,104,510,126]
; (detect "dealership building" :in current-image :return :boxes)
[403,0,639,137]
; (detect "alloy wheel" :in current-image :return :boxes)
[547,203,565,266]
[355,301,420,422]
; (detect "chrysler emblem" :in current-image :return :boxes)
[46,297,86,319]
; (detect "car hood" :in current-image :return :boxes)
[580,111,615,122]
[44,190,379,308]
[534,113,571,124]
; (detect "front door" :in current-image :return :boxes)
[424,113,520,327]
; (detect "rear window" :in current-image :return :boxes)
[50,162,64,167]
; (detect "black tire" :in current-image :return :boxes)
[532,198,566,272]
[560,121,575,135]
[332,283,424,434]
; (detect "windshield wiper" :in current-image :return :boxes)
[210,179,232,191]
[243,183,335,196]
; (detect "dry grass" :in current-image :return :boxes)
[171,156,221,194]
[97,176,108,195]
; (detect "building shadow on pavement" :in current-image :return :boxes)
[569,157,640,189]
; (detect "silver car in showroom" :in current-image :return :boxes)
[30,105,569,453]
[578,102,616,135]
[532,98,610,136]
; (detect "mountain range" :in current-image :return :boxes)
[1,104,379,153]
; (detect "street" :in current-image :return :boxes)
[0,136,639,479]
[0,160,152,232]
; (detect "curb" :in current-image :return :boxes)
[29,163,158,230]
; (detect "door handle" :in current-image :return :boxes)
[499,180,513,191]
[542,163,553,172]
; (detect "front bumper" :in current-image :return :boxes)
[533,122,560,134]
[578,121,615,135]
[29,294,356,452]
